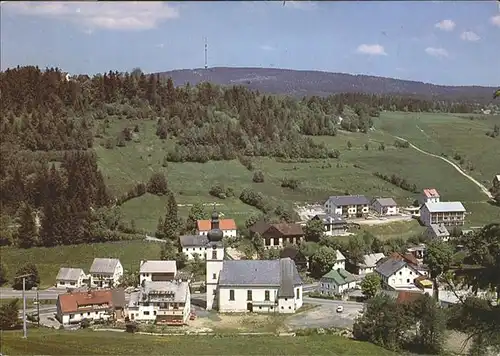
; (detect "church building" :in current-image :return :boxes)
[205,210,304,313]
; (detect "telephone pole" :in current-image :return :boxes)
[15,273,33,339]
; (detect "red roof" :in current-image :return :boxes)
[388,252,419,266]
[197,219,236,231]
[423,189,440,198]
[58,290,114,314]
[396,291,422,304]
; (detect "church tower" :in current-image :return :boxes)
[205,208,224,311]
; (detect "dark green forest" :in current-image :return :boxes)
[0,66,481,248]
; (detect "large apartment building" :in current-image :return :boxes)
[419,201,466,227]
[323,195,370,218]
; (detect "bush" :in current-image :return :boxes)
[252,171,264,183]
[281,178,300,190]
[146,172,168,196]
[209,185,226,199]
[80,319,91,329]
[125,322,138,333]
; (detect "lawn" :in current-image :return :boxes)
[360,220,426,240]
[0,329,395,356]
[0,240,163,288]
[95,114,499,233]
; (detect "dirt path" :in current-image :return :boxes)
[392,135,493,200]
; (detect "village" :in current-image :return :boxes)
[19,183,490,334]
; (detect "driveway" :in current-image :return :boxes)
[286,298,364,330]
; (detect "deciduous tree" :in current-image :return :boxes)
[360,273,381,299]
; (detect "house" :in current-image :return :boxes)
[324,195,370,218]
[280,246,308,272]
[493,175,500,189]
[318,268,358,296]
[248,219,272,237]
[310,214,348,236]
[350,253,385,275]
[426,223,450,241]
[89,258,123,289]
[419,202,466,227]
[217,258,303,313]
[371,198,399,216]
[375,257,422,290]
[406,244,426,262]
[139,260,177,285]
[332,250,346,270]
[56,289,126,325]
[419,188,440,205]
[204,209,303,313]
[55,268,87,290]
[197,218,237,237]
[127,280,191,325]
[179,234,209,260]
[260,223,304,249]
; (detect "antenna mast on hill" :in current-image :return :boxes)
[204,37,208,70]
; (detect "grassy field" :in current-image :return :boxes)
[95,113,499,234]
[0,241,163,288]
[0,329,395,356]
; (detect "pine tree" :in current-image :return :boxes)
[162,190,179,240]
[155,217,166,239]
[17,203,38,248]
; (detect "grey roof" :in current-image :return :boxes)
[140,260,177,274]
[89,258,121,274]
[423,201,466,213]
[56,268,85,281]
[143,281,189,303]
[373,197,398,207]
[179,234,208,247]
[327,195,370,207]
[359,253,386,268]
[429,224,450,237]
[313,214,346,225]
[111,288,126,308]
[278,258,295,297]
[218,258,302,290]
[376,259,407,278]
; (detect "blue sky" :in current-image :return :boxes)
[1,1,499,86]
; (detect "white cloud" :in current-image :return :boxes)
[3,2,179,31]
[460,31,480,42]
[284,1,317,11]
[356,44,387,56]
[491,15,500,27]
[425,47,449,58]
[435,19,456,31]
[259,45,275,51]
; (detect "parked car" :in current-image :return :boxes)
[336,305,344,313]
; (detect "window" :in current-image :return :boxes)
[229,290,235,301]
[296,288,300,299]
[284,298,288,301]
[399,271,402,275]
[289,306,292,309]
[213,289,216,295]
[87,312,90,316]
[153,311,157,315]
[212,250,217,259]
[247,290,252,301]
[144,311,150,315]
[213,273,217,280]
[70,314,74,319]
[264,290,270,301]
[407,279,410,283]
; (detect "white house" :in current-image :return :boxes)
[310,214,348,236]
[89,258,123,289]
[55,268,87,289]
[332,250,346,270]
[352,253,386,275]
[56,289,125,325]
[197,218,237,238]
[375,258,422,290]
[127,280,191,325]
[419,188,441,205]
[420,201,466,227]
[179,234,209,260]
[318,268,358,296]
[371,198,399,216]
[426,223,450,241]
[217,258,303,314]
[324,195,370,218]
[139,260,177,285]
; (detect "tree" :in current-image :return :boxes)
[160,239,177,261]
[423,240,453,300]
[310,246,337,279]
[252,232,265,258]
[119,270,139,287]
[408,294,446,354]
[146,172,168,196]
[360,273,381,299]
[17,203,38,248]
[185,203,205,233]
[162,191,179,240]
[12,263,40,290]
[304,219,325,243]
[252,171,264,183]
[0,262,7,286]
[0,299,19,330]
[347,140,352,149]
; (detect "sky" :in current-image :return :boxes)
[1,1,499,86]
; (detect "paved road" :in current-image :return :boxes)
[393,134,493,199]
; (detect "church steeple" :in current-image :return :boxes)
[207,205,223,242]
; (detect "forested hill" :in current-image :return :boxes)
[159,67,495,103]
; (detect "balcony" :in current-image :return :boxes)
[157,309,184,316]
